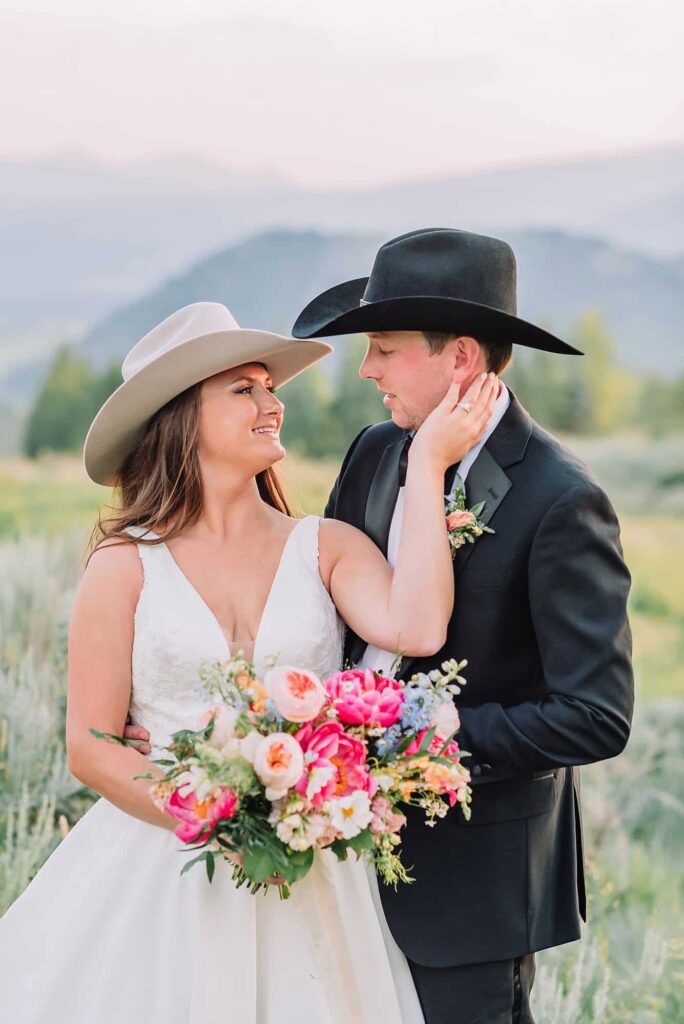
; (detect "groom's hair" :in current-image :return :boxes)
[423,331,513,374]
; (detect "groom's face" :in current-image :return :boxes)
[359,331,462,430]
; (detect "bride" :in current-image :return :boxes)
[0,302,497,1023]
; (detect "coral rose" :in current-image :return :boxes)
[253,732,305,800]
[265,666,327,723]
[446,510,477,531]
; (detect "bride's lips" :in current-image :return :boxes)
[252,426,280,439]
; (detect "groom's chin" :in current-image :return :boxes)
[390,408,414,430]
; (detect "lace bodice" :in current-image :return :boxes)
[126,515,344,753]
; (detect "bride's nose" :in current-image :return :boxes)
[262,388,284,416]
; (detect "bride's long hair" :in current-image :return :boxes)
[89,382,293,556]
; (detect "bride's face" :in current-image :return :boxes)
[197,362,285,474]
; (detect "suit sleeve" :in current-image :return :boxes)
[323,425,372,520]
[458,482,634,774]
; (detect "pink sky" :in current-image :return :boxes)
[1,0,682,187]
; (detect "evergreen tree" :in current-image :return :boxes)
[278,363,334,458]
[23,348,97,456]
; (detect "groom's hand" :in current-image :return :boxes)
[123,717,151,756]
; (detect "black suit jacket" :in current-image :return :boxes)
[324,394,634,967]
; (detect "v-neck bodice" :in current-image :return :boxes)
[126,516,344,754]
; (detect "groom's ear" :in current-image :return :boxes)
[450,335,482,381]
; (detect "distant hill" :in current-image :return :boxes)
[79,228,684,376]
[0,143,682,377]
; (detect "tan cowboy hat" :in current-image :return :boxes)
[83,301,333,485]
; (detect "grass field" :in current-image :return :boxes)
[1,448,681,702]
[0,444,682,1020]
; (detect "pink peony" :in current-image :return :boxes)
[295,721,373,808]
[326,668,404,728]
[166,786,238,844]
[446,510,477,531]
[265,666,327,723]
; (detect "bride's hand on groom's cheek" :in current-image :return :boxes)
[412,370,499,471]
[123,719,152,756]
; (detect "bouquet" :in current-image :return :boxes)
[113,656,472,897]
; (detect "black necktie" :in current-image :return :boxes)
[397,432,414,487]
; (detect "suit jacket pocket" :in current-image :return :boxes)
[455,771,559,827]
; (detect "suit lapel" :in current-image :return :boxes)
[453,448,512,574]
[364,437,405,556]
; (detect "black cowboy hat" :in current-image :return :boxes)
[292,227,582,356]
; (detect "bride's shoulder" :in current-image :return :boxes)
[78,535,144,605]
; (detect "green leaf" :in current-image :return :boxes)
[418,725,437,753]
[330,839,349,861]
[395,732,416,755]
[346,829,375,852]
[470,501,486,517]
[242,844,282,883]
[180,850,210,876]
[205,850,215,883]
[281,847,314,884]
[89,727,145,748]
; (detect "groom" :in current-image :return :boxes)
[291,228,634,1024]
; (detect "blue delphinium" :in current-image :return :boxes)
[374,659,468,759]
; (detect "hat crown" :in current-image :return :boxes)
[122,302,241,381]
[363,228,518,315]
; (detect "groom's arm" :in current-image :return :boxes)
[323,425,372,520]
[458,481,634,775]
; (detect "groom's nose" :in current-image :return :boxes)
[359,350,379,380]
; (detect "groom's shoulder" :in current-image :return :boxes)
[522,415,610,511]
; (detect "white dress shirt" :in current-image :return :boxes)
[357,383,510,675]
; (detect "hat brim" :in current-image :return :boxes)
[292,278,582,356]
[84,328,332,486]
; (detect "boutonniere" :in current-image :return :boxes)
[445,485,495,557]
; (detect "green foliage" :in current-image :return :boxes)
[23,348,121,458]
[505,311,636,435]
[278,363,335,458]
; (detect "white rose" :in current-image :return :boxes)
[201,705,239,750]
[430,700,460,739]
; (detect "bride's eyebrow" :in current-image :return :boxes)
[230,374,273,386]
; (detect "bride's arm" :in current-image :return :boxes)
[66,542,175,830]
[321,372,498,658]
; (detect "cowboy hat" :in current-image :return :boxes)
[291,227,582,356]
[84,301,332,485]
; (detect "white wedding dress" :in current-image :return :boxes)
[0,515,424,1024]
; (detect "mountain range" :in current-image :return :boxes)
[1,143,683,406]
[79,227,684,376]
